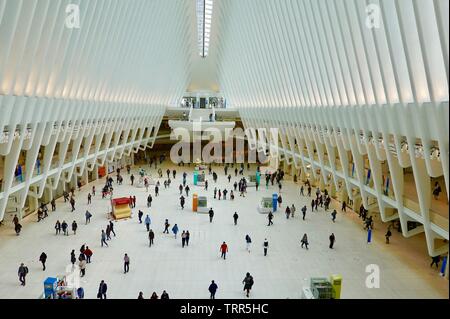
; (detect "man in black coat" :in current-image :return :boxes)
[98,280,107,299]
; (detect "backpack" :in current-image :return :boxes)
[248,276,254,286]
[24,267,29,274]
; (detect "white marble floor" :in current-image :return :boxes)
[0,163,448,299]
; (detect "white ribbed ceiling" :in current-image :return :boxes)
[0,0,448,108]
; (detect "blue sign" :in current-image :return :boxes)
[272,193,278,212]
[367,229,372,243]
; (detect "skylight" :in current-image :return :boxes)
[197,0,213,58]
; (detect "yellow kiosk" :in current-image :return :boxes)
[330,274,342,299]
[111,197,132,220]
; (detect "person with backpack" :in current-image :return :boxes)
[163,219,170,234]
[61,220,68,236]
[208,280,218,299]
[172,224,179,239]
[39,252,47,271]
[331,210,337,223]
[180,195,185,210]
[85,211,92,224]
[233,212,239,225]
[242,273,254,298]
[18,263,28,286]
[301,234,309,250]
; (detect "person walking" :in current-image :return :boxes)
[123,253,130,273]
[185,185,190,197]
[106,225,112,240]
[147,194,152,208]
[145,215,151,232]
[101,230,108,247]
[385,228,392,244]
[180,195,185,210]
[172,224,179,239]
[300,185,304,196]
[341,201,347,212]
[277,195,282,208]
[220,242,228,259]
[301,234,309,250]
[245,235,252,252]
[138,210,143,224]
[242,273,254,298]
[209,208,214,223]
[51,198,56,211]
[55,220,61,235]
[181,231,187,248]
[263,239,269,256]
[70,197,76,212]
[163,219,170,234]
[85,211,92,224]
[18,263,28,286]
[39,252,47,271]
[267,212,274,226]
[285,206,291,219]
[97,280,107,299]
[70,250,76,266]
[84,246,93,263]
[329,233,336,249]
[79,258,86,277]
[161,290,170,299]
[311,199,315,212]
[209,280,218,299]
[72,221,78,235]
[87,193,92,205]
[331,210,337,223]
[109,221,116,237]
[179,184,183,195]
[291,204,296,218]
[149,229,155,247]
[61,220,68,236]
[185,230,190,246]
[214,187,217,199]
[233,212,239,225]
[92,185,96,196]
[430,255,441,268]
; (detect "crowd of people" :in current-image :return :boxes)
[10,155,446,299]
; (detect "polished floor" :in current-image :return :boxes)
[0,163,448,299]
